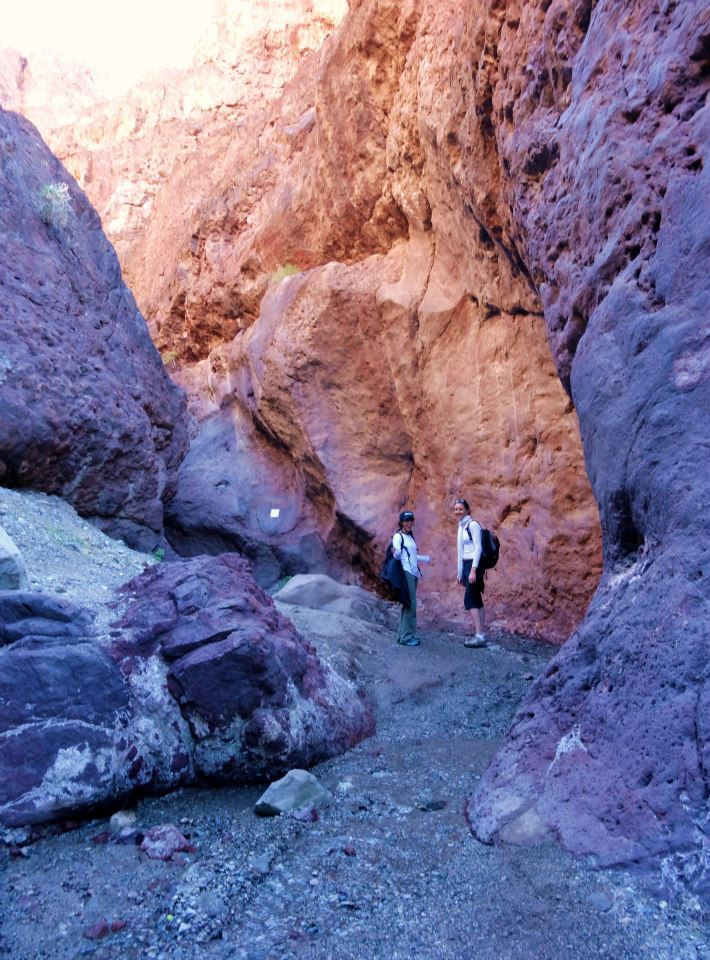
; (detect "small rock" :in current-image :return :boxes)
[291,805,319,823]
[342,846,356,856]
[254,769,333,817]
[587,891,614,912]
[83,920,110,940]
[336,780,354,794]
[109,920,127,932]
[110,810,137,832]
[90,831,112,845]
[140,824,196,861]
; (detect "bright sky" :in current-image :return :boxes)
[4,0,218,95]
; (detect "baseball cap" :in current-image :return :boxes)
[399,511,415,522]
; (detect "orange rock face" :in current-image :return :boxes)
[26,0,603,641]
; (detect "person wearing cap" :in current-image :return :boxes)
[392,510,430,646]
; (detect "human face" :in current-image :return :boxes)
[402,518,414,534]
[453,501,466,521]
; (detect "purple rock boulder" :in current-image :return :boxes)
[0,107,187,550]
[0,558,373,826]
[113,554,375,781]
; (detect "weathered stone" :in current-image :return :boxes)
[0,107,187,550]
[273,574,395,626]
[115,555,375,781]
[0,527,27,590]
[0,556,372,826]
[140,824,194,861]
[254,769,333,816]
[0,591,95,646]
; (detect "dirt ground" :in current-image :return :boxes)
[2,600,709,960]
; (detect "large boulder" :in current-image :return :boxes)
[273,573,395,627]
[0,558,373,826]
[0,107,187,550]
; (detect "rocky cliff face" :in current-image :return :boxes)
[463,0,710,886]
[37,0,601,640]
[2,0,708,888]
[0,107,187,549]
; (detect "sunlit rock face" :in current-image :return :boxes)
[37,0,349,298]
[160,0,602,640]
[36,0,599,639]
[0,48,106,132]
[0,107,187,550]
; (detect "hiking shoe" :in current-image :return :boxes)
[464,634,487,648]
[398,637,421,646]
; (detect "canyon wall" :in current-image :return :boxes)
[33,0,602,640]
[0,107,187,549]
[1,0,708,884]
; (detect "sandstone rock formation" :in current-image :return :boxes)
[0,556,373,826]
[0,107,187,549]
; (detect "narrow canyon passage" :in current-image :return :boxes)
[0,0,708,924]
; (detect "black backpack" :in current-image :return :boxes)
[379,534,413,608]
[466,521,500,571]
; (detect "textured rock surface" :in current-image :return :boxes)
[0,527,28,590]
[461,0,710,885]
[0,107,187,550]
[22,0,602,641]
[274,573,396,627]
[254,768,333,816]
[0,557,373,826]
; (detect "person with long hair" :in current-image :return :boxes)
[453,498,486,647]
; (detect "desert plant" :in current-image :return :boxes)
[39,182,71,229]
[160,350,180,366]
[270,262,299,284]
[151,547,165,562]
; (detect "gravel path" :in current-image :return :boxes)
[0,490,708,960]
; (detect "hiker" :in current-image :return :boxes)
[392,510,430,647]
[453,498,487,648]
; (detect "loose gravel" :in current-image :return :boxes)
[0,489,708,960]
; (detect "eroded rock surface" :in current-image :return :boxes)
[461,0,710,887]
[22,0,602,641]
[0,107,187,550]
[0,557,373,826]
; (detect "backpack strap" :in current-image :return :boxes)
[396,532,411,559]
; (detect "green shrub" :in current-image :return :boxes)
[160,350,180,366]
[270,262,299,284]
[151,547,165,562]
[39,182,71,229]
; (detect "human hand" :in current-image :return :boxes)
[468,569,477,583]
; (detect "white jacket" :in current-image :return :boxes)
[392,531,421,579]
[457,515,482,580]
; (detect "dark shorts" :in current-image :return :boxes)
[461,559,485,610]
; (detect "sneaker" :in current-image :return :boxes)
[464,634,487,648]
[398,637,421,646]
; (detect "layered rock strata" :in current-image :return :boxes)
[0,557,373,826]
[0,107,187,549]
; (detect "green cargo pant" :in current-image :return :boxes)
[397,572,418,644]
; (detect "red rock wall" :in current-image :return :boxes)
[23,0,603,641]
